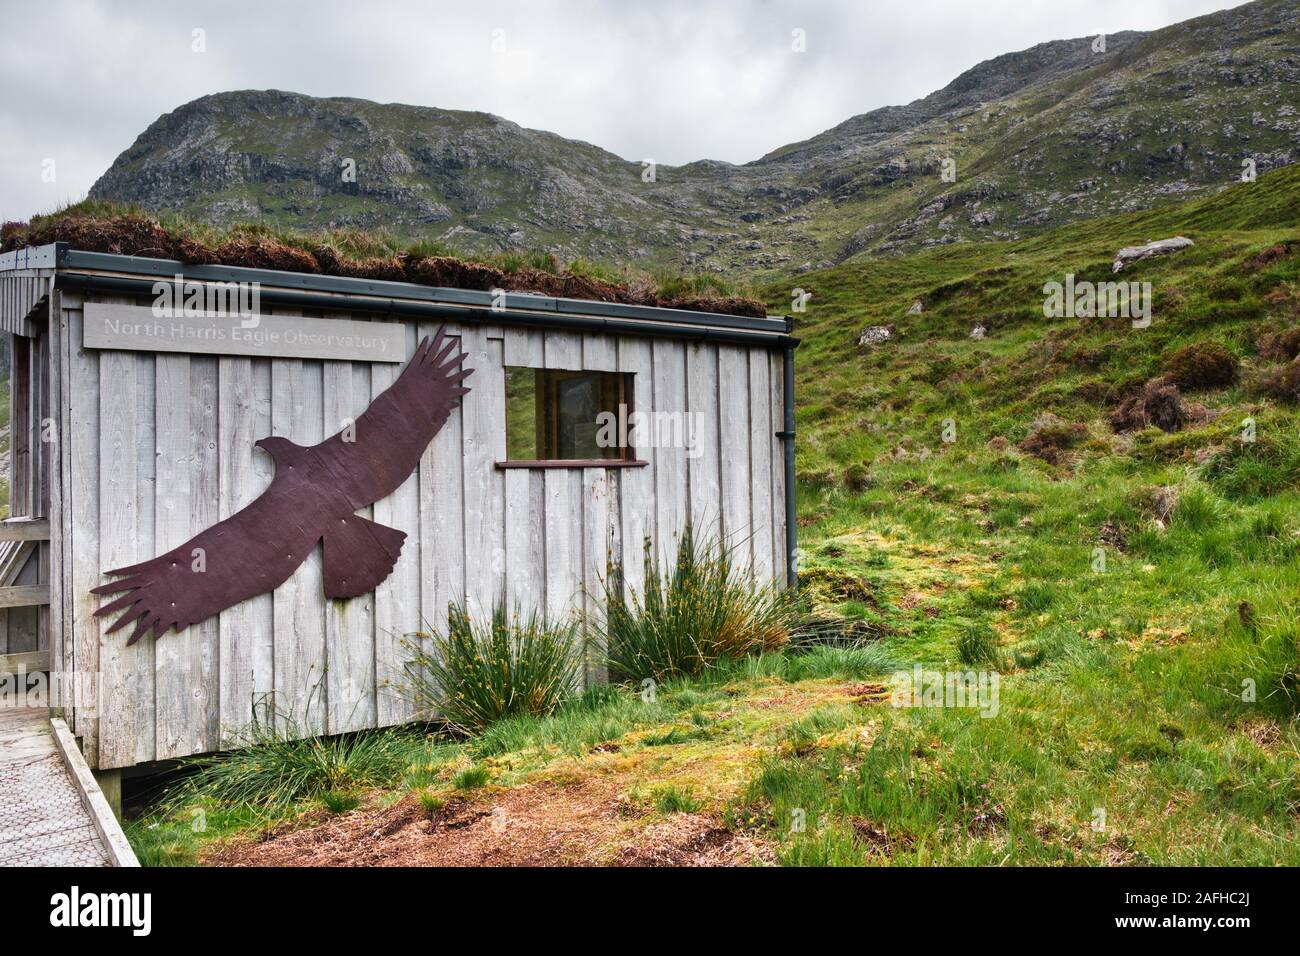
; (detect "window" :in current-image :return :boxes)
[501,367,644,467]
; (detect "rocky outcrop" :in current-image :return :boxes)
[1113,237,1195,272]
[858,325,896,347]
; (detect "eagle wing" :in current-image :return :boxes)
[92,475,329,644]
[311,327,473,509]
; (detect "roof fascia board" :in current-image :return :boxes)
[56,248,790,334]
[0,243,61,272]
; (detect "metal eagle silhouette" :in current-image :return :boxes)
[92,327,473,645]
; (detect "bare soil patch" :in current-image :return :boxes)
[205,777,771,867]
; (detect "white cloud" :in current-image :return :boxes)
[0,0,1248,221]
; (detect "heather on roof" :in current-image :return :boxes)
[0,204,767,318]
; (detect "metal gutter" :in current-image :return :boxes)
[55,272,800,350]
[780,345,798,588]
[0,244,59,272]
[52,245,793,335]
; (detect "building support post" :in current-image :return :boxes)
[92,769,123,821]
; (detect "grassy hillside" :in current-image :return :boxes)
[780,164,1300,483]
[752,163,1300,863]
[127,165,1300,867]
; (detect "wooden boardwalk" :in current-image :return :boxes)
[0,707,134,866]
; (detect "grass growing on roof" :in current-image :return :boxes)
[2,199,763,316]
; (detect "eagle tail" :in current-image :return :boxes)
[322,514,407,599]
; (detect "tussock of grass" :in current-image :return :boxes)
[653,786,704,814]
[778,645,898,682]
[473,686,670,757]
[403,603,579,735]
[167,724,425,811]
[319,791,361,815]
[418,790,446,815]
[784,706,855,751]
[452,765,491,790]
[956,622,1003,668]
[600,526,801,681]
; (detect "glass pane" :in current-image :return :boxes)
[504,367,626,461]
[504,366,538,460]
[554,375,602,458]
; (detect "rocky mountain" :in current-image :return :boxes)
[89,0,1299,276]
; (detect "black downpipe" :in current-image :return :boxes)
[781,345,797,588]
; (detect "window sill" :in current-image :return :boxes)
[495,459,649,470]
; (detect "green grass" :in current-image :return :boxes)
[956,622,1003,668]
[161,724,429,812]
[776,644,899,682]
[600,525,801,681]
[417,790,446,815]
[319,791,361,815]
[473,685,668,757]
[784,705,856,752]
[731,164,1300,865]
[653,786,704,814]
[125,163,1300,868]
[124,644,897,865]
[402,602,580,735]
[452,765,491,790]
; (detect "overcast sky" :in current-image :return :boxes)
[0,0,1247,222]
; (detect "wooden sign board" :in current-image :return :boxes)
[83,302,405,363]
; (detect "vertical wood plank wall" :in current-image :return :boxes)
[56,297,788,769]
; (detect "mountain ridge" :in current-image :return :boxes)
[88,0,1299,275]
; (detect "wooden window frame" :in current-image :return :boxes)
[496,367,648,470]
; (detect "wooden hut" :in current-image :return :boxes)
[0,242,796,781]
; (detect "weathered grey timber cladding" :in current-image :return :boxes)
[2,246,794,770]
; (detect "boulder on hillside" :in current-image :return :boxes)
[1112,236,1194,273]
[858,324,896,347]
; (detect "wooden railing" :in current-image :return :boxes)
[0,518,50,542]
[0,519,52,672]
[0,585,49,609]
